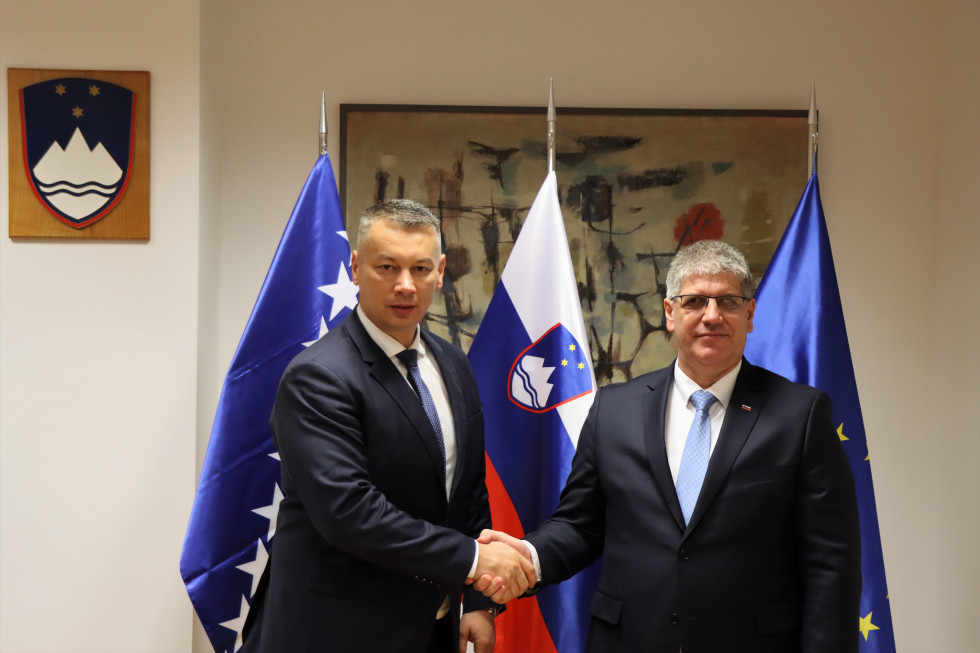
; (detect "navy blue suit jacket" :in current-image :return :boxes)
[525,360,861,653]
[243,310,492,652]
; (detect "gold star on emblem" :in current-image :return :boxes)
[837,423,848,442]
[89,85,100,96]
[561,359,569,367]
[54,84,67,95]
[72,106,84,118]
[577,362,585,370]
[858,612,880,641]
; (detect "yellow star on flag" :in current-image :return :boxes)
[89,84,100,96]
[54,84,66,95]
[568,344,576,351]
[858,612,880,641]
[72,106,83,118]
[837,423,848,442]
[561,359,569,367]
[577,362,585,370]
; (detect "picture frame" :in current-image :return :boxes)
[341,104,807,383]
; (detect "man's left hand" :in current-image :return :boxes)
[459,609,495,653]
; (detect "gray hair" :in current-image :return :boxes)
[665,240,754,298]
[356,199,441,252]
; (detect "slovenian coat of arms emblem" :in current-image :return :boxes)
[508,323,594,413]
[19,77,136,229]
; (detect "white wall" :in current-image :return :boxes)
[929,0,980,643]
[1,0,976,652]
[0,1,200,652]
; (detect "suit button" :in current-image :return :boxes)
[670,614,680,625]
[679,548,690,560]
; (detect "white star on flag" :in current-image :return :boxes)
[335,229,353,272]
[251,484,283,541]
[218,595,250,651]
[318,261,359,321]
[235,539,269,597]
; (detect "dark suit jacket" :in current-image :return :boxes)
[242,310,493,653]
[525,360,861,653]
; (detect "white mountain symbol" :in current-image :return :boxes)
[511,355,556,409]
[33,127,123,221]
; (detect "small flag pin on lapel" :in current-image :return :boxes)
[741,404,752,412]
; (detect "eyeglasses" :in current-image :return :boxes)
[670,294,751,313]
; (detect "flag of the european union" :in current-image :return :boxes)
[180,153,357,653]
[744,171,896,652]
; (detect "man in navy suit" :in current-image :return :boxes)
[477,240,861,653]
[243,200,535,653]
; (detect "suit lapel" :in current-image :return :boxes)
[643,365,687,532]
[347,313,447,485]
[684,360,764,533]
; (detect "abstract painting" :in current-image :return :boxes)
[341,105,807,384]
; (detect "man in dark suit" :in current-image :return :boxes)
[243,199,535,653]
[476,240,861,653]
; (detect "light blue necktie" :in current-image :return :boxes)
[675,390,717,526]
[396,349,446,473]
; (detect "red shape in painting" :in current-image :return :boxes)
[674,202,724,246]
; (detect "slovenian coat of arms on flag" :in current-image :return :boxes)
[19,77,137,229]
[509,324,594,413]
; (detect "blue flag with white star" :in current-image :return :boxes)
[180,153,358,653]
[744,170,895,652]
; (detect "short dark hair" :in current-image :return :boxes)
[357,199,441,252]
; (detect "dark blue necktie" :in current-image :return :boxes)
[395,349,446,470]
[675,390,717,525]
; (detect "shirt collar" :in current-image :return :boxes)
[357,305,425,359]
[672,359,742,410]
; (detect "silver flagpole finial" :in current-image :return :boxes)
[547,78,556,174]
[807,83,818,176]
[319,91,328,157]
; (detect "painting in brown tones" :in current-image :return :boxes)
[341,105,807,384]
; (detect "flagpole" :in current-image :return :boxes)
[547,78,556,174]
[319,91,328,157]
[808,84,818,176]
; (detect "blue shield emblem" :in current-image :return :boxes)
[19,77,136,229]
[508,323,594,413]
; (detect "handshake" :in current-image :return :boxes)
[467,529,536,604]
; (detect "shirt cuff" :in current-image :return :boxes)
[523,540,543,583]
[467,540,479,578]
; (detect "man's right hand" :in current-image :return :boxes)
[469,537,536,603]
